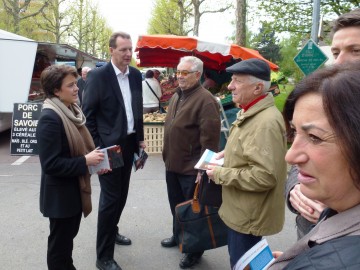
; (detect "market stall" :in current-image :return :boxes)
[136,34,279,105]
[136,35,279,153]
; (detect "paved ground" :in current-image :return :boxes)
[0,130,297,270]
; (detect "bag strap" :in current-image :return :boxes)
[145,80,161,103]
[192,183,201,213]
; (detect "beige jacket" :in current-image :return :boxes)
[213,94,287,236]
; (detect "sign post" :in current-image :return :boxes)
[11,103,42,155]
[294,39,328,76]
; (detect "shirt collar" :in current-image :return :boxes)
[240,94,267,112]
[111,60,129,76]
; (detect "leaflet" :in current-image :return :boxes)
[233,239,275,270]
[194,149,224,170]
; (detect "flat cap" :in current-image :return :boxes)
[226,58,270,81]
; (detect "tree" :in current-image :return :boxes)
[278,34,303,81]
[1,0,48,33]
[87,11,112,58]
[34,0,73,43]
[67,0,96,51]
[67,0,88,51]
[235,0,246,46]
[0,1,8,30]
[190,0,232,36]
[257,0,360,36]
[147,0,192,35]
[251,23,282,63]
[148,0,233,37]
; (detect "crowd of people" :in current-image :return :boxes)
[35,7,360,270]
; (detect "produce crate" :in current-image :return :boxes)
[144,123,164,154]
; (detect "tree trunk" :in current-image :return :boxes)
[235,0,246,46]
[192,0,200,36]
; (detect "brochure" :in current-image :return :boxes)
[133,148,148,171]
[88,145,124,174]
[194,149,224,170]
[233,239,275,270]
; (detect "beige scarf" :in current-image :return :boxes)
[43,97,95,217]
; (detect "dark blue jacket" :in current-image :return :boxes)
[284,236,360,269]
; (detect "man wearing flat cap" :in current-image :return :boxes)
[206,58,287,268]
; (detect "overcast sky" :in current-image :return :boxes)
[97,0,234,47]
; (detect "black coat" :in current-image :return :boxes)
[37,109,88,218]
[82,63,144,149]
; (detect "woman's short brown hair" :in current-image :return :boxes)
[40,65,78,98]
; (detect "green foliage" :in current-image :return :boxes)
[0,0,112,59]
[271,71,287,85]
[147,0,191,35]
[251,23,282,64]
[227,25,254,48]
[0,1,8,30]
[274,84,293,112]
[1,0,48,34]
[148,0,232,37]
[257,0,360,36]
[278,34,304,82]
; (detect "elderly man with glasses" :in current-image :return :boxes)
[161,56,221,269]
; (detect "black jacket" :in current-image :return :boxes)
[37,109,88,218]
[82,63,143,149]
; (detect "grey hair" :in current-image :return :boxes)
[179,56,204,76]
[82,66,91,73]
[247,75,271,93]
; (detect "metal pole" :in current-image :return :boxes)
[311,0,321,44]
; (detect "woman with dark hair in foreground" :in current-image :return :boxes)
[269,63,360,269]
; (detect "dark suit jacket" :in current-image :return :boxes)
[37,109,88,218]
[82,63,144,150]
[77,77,86,105]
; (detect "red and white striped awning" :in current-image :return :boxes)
[135,35,279,71]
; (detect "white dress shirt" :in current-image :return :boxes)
[111,61,135,134]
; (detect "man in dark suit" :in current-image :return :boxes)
[77,66,91,106]
[82,31,145,270]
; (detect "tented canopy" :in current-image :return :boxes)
[135,35,279,71]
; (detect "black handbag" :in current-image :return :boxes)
[175,183,228,253]
[145,80,166,113]
[199,172,222,207]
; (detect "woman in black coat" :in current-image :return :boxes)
[37,65,107,270]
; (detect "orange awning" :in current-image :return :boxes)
[135,35,279,71]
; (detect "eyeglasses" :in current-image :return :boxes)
[176,70,197,76]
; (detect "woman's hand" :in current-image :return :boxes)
[290,184,327,223]
[85,148,105,166]
[272,251,283,259]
